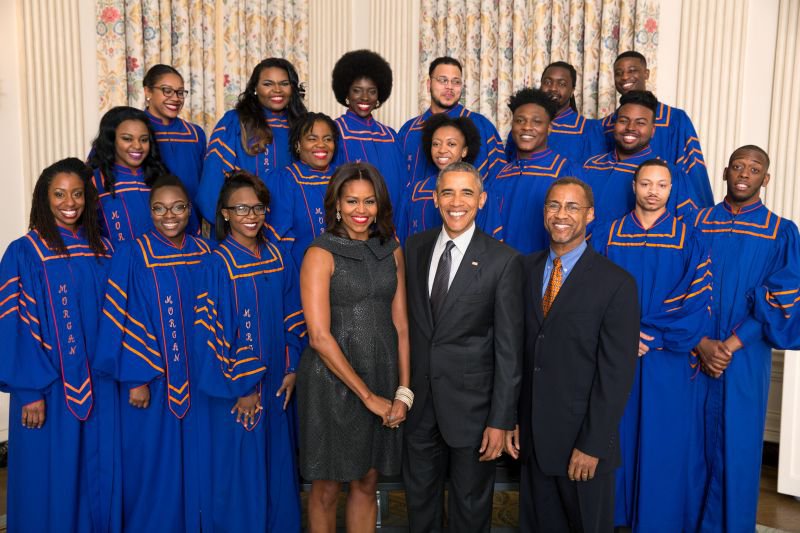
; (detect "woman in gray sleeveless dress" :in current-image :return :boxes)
[298,162,411,532]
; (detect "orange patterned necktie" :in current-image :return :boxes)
[542,256,562,317]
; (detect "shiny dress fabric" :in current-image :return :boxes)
[297,232,402,481]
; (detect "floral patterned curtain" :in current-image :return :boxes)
[96,0,309,132]
[418,0,660,136]
[219,0,309,111]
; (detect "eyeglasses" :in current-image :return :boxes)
[152,203,189,215]
[151,85,189,99]
[225,204,267,216]
[544,202,591,214]
[432,76,463,88]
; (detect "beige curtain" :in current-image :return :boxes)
[418,0,660,135]
[96,0,309,132]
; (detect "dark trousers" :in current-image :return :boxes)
[402,396,496,533]
[520,447,614,533]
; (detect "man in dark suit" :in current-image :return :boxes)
[403,161,523,532]
[506,177,639,532]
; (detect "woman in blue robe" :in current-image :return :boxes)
[265,112,339,270]
[94,175,213,532]
[504,62,606,166]
[143,64,207,231]
[398,103,505,185]
[88,106,171,245]
[195,170,306,532]
[330,50,407,214]
[591,160,712,531]
[488,88,581,254]
[395,113,503,244]
[0,158,119,532]
[196,58,308,225]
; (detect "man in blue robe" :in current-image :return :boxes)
[591,159,712,532]
[196,232,306,533]
[601,51,713,205]
[505,61,606,166]
[398,56,505,184]
[583,90,708,228]
[94,229,214,532]
[691,145,800,532]
[488,87,582,254]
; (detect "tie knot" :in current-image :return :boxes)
[553,256,562,269]
[444,240,455,253]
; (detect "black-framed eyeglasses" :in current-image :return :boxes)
[544,202,591,214]
[151,203,189,216]
[151,85,189,99]
[225,204,267,216]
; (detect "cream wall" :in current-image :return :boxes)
[0,0,25,442]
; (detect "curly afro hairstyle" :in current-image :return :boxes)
[507,87,559,121]
[421,113,482,167]
[331,49,393,107]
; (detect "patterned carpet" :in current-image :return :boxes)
[300,491,793,532]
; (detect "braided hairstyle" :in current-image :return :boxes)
[29,157,106,256]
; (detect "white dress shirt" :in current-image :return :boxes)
[427,222,477,296]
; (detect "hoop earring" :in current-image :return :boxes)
[336,211,341,222]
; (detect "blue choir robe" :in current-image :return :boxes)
[0,228,120,533]
[591,211,712,532]
[504,107,606,166]
[333,110,408,216]
[92,165,153,245]
[197,108,292,224]
[395,173,504,245]
[264,161,334,269]
[602,103,714,205]
[146,110,207,232]
[690,199,800,532]
[582,146,709,229]
[487,149,580,254]
[397,103,506,185]
[195,233,307,533]
[94,231,213,533]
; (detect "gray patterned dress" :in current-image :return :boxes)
[297,232,402,481]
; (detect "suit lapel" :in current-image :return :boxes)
[434,229,487,327]
[416,232,437,329]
